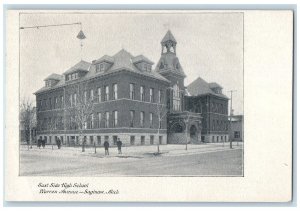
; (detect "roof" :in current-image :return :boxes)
[187,77,228,99]
[155,53,186,77]
[161,30,177,44]
[62,60,91,75]
[94,55,114,64]
[132,55,154,65]
[44,73,62,81]
[209,82,223,89]
[35,49,170,95]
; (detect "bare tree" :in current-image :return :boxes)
[20,98,36,148]
[65,83,95,152]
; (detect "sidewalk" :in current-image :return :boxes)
[21,142,243,159]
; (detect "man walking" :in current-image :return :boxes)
[104,140,109,156]
[116,138,122,154]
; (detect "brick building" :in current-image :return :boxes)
[34,30,228,146]
[186,77,229,143]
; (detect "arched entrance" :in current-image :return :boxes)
[189,125,198,143]
[168,121,186,144]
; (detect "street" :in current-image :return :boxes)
[20,143,243,176]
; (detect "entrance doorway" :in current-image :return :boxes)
[190,125,198,143]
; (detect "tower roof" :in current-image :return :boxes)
[161,30,177,44]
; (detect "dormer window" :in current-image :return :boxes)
[66,72,79,81]
[132,55,154,72]
[45,80,51,87]
[44,73,61,87]
[95,62,108,73]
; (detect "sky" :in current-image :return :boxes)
[20,11,243,115]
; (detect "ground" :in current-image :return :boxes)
[19,143,243,176]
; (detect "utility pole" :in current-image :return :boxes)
[228,90,237,149]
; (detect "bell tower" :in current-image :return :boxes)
[156,30,186,112]
[161,30,177,54]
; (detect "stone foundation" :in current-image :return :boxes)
[201,134,229,143]
[38,133,167,146]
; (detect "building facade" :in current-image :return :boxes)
[35,30,229,146]
[229,115,243,142]
[186,77,229,143]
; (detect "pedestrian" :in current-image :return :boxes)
[82,136,87,152]
[56,137,61,149]
[104,140,109,156]
[116,138,122,154]
[37,137,42,149]
[42,138,46,148]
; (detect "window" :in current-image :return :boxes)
[90,89,94,101]
[39,100,42,111]
[105,112,109,128]
[113,84,118,100]
[140,111,145,127]
[172,84,181,111]
[113,136,118,145]
[150,135,154,145]
[130,136,135,145]
[150,88,154,102]
[158,90,162,103]
[212,136,215,142]
[84,91,87,104]
[69,95,72,107]
[49,98,52,109]
[97,88,101,103]
[97,136,101,145]
[141,136,145,145]
[61,96,64,108]
[130,83,135,100]
[54,97,57,109]
[140,86,145,101]
[90,114,94,129]
[96,64,100,72]
[143,63,147,71]
[100,63,104,71]
[113,111,118,127]
[105,86,109,101]
[234,131,240,139]
[98,113,102,128]
[130,110,135,127]
[90,136,94,145]
[159,136,163,145]
[105,136,109,142]
[73,93,77,106]
[159,119,162,129]
[149,113,153,127]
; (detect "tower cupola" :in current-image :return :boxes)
[161,30,177,55]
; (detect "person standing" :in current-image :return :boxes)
[104,140,109,156]
[116,138,122,154]
[42,138,46,148]
[37,137,42,149]
[56,137,61,149]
